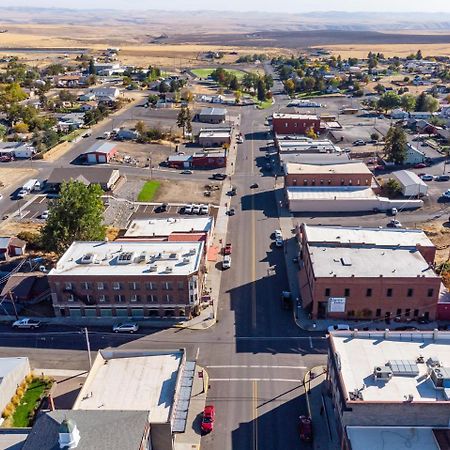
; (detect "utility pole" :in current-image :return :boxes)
[84,327,92,368]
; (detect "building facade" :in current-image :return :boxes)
[298,224,440,321]
[272,113,321,135]
[48,241,205,319]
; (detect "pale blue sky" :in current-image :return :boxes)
[3,0,450,13]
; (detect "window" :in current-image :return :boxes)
[81,282,90,290]
[366,288,372,297]
[303,180,308,186]
[147,294,157,303]
[347,310,355,317]
[99,295,108,303]
[115,294,125,303]
[325,288,331,297]
[129,282,140,291]
[405,308,411,317]
[67,294,75,302]
[387,288,393,297]
[376,308,381,317]
[145,282,157,291]
[178,281,184,290]
[341,179,345,186]
[64,282,73,290]
[86,294,93,303]
[163,282,173,291]
[97,282,105,291]
[413,309,419,317]
[166,294,172,303]
[396,308,402,317]
[320,179,324,186]
[427,288,434,297]
[130,294,140,303]
[407,288,414,297]
[344,288,350,297]
[112,282,122,291]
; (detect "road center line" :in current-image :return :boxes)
[309,336,313,348]
[211,378,301,383]
[252,380,258,450]
[207,365,307,369]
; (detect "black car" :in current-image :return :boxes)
[211,173,226,180]
[227,208,235,216]
[155,203,168,213]
[250,183,259,189]
[436,175,450,182]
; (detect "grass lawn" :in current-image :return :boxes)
[61,128,85,142]
[12,379,51,427]
[257,99,274,109]
[138,181,161,202]
[192,68,245,79]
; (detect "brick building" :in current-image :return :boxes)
[298,224,440,321]
[327,331,450,449]
[272,113,321,135]
[48,241,205,319]
[284,162,376,188]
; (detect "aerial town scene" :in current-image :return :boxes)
[0,1,450,449]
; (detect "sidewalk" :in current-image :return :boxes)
[174,365,209,450]
[304,366,340,450]
[176,121,240,331]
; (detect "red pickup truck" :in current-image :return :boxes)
[223,243,232,255]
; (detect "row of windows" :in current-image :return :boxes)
[64,281,185,291]
[347,309,428,319]
[292,179,370,187]
[65,293,196,303]
[325,287,434,298]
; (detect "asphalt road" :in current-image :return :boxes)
[0,74,328,449]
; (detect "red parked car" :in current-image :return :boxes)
[223,243,232,255]
[201,405,215,434]
[299,415,313,442]
[414,162,428,169]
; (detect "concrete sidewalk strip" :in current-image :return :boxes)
[33,368,88,378]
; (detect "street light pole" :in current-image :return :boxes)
[84,327,92,369]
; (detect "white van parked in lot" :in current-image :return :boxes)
[199,204,209,215]
[184,204,193,214]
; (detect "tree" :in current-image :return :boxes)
[234,90,241,104]
[416,50,423,60]
[283,79,295,96]
[0,124,7,140]
[302,76,316,92]
[257,78,267,102]
[263,74,274,90]
[377,91,401,113]
[384,126,407,165]
[415,92,439,112]
[370,132,380,141]
[384,178,402,197]
[135,120,147,136]
[147,94,159,106]
[88,59,95,75]
[159,82,169,93]
[13,122,29,133]
[42,129,59,149]
[374,83,386,94]
[400,94,416,112]
[229,76,239,91]
[305,127,318,139]
[41,181,105,254]
[176,106,192,138]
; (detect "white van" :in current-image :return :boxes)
[192,204,201,215]
[184,204,193,214]
[199,204,209,215]
[222,255,231,269]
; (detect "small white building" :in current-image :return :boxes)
[404,143,426,165]
[392,170,428,197]
[0,357,30,414]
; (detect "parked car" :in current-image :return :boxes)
[12,318,41,329]
[155,203,168,213]
[40,210,49,220]
[435,175,450,182]
[180,170,193,175]
[224,243,232,255]
[327,324,350,333]
[112,322,139,333]
[420,174,433,181]
[222,255,231,269]
[199,204,209,215]
[229,186,237,196]
[298,415,313,442]
[192,204,201,214]
[387,219,402,228]
[414,162,428,169]
[183,204,193,214]
[17,189,28,199]
[389,208,398,216]
[201,405,215,434]
[211,173,226,180]
[352,140,366,146]
[274,229,282,240]
[250,183,259,189]
[442,190,450,199]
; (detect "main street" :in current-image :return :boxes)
[0,77,327,448]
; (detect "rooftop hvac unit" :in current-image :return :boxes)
[79,253,96,264]
[427,357,440,368]
[117,252,134,265]
[188,249,196,256]
[148,264,157,272]
[169,253,178,260]
[135,251,146,263]
[430,367,450,389]
[373,366,393,381]
[182,257,191,264]
[166,266,173,273]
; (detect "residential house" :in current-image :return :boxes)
[0,237,26,261]
[46,167,121,191]
[81,141,117,164]
[198,107,227,124]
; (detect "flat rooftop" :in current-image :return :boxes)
[199,107,227,115]
[302,224,434,249]
[394,170,427,187]
[280,153,351,165]
[0,357,28,378]
[273,113,318,120]
[285,162,371,175]
[74,350,183,423]
[49,241,203,277]
[309,245,437,278]
[124,217,213,238]
[83,141,116,155]
[198,129,231,138]
[286,186,377,200]
[331,332,450,403]
[347,426,448,450]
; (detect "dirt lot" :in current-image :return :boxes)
[154,179,221,204]
[0,219,42,236]
[110,141,176,168]
[419,221,450,265]
[365,74,431,96]
[0,168,38,191]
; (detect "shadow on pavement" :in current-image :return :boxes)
[241,188,282,218]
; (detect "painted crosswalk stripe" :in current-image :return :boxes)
[210,378,301,382]
[207,365,307,369]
